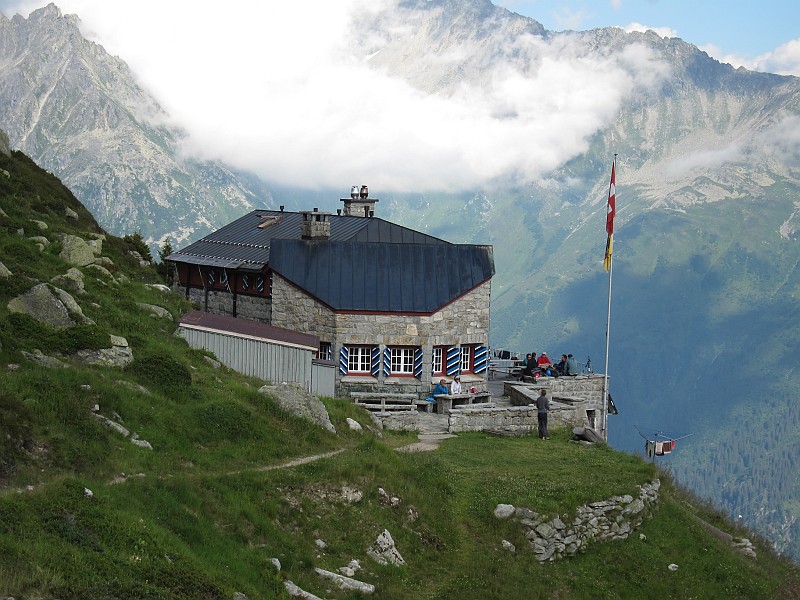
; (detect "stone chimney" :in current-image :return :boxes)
[340,184,378,217]
[300,209,331,239]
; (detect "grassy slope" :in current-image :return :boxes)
[1,150,800,598]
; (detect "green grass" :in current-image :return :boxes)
[2,145,800,599]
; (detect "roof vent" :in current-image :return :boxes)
[340,185,379,217]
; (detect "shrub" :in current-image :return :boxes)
[122,231,153,263]
[126,355,191,395]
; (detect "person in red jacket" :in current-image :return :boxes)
[537,352,552,368]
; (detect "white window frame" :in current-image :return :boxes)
[432,347,444,375]
[318,342,332,361]
[460,346,473,373]
[390,347,415,375]
[347,346,372,374]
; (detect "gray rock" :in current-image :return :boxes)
[145,283,172,293]
[284,580,325,599]
[8,283,79,328]
[501,539,516,552]
[0,261,11,278]
[52,287,93,325]
[232,593,249,600]
[494,503,516,519]
[73,335,133,368]
[270,557,281,571]
[50,268,85,294]
[59,235,97,266]
[93,256,115,268]
[367,529,405,566]
[137,303,173,320]
[85,263,114,279]
[346,417,363,431]
[65,207,79,219]
[91,413,130,438]
[203,356,221,369]
[314,567,375,594]
[21,350,69,369]
[30,219,48,230]
[27,235,50,246]
[258,383,335,433]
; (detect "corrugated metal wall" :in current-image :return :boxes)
[178,327,323,393]
[311,361,336,397]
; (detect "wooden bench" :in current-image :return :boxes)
[351,392,416,413]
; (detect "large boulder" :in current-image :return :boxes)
[51,268,85,294]
[258,382,335,433]
[73,335,133,368]
[0,261,11,278]
[59,235,98,267]
[7,283,91,328]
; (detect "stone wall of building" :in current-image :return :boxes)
[186,288,272,323]
[270,274,337,343]
[270,275,492,398]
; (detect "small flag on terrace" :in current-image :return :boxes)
[603,160,616,272]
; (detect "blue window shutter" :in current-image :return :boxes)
[242,275,249,290]
[221,270,229,289]
[446,346,461,376]
[256,276,264,293]
[207,270,215,286]
[383,347,391,377]
[339,346,349,375]
[473,345,489,374]
[413,347,423,378]
[371,346,382,377]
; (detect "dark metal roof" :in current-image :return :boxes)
[166,209,448,268]
[167,209,494,313]
[269,239,494,313]
[178,310,319,349]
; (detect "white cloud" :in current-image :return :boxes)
[701,39,800,78]
[622,22,677,40]
[4,0,671,192]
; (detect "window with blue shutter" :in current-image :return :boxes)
[339,346,349,375]
[473,345,489,374]
[446,346,461,376]
[413,347,423,378]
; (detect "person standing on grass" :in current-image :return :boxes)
[536,389,550,439]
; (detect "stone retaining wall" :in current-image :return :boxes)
[448,404,577,433]
[496,479,660,562]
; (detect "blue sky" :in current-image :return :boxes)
[497,0,800,74]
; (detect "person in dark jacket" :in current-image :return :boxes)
[566,354,578,376]
[536,389,550,439]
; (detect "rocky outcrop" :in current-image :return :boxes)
[73,335,133,368]
[367,529,405,566]
[0,127,10,157]
[497,479,661,562]
[0,261,11,278]
[50,268,85,294]
[258,383,335,433]
[7,283,93,328]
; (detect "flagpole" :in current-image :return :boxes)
[602,242,613,440]
[601,154,617,442]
